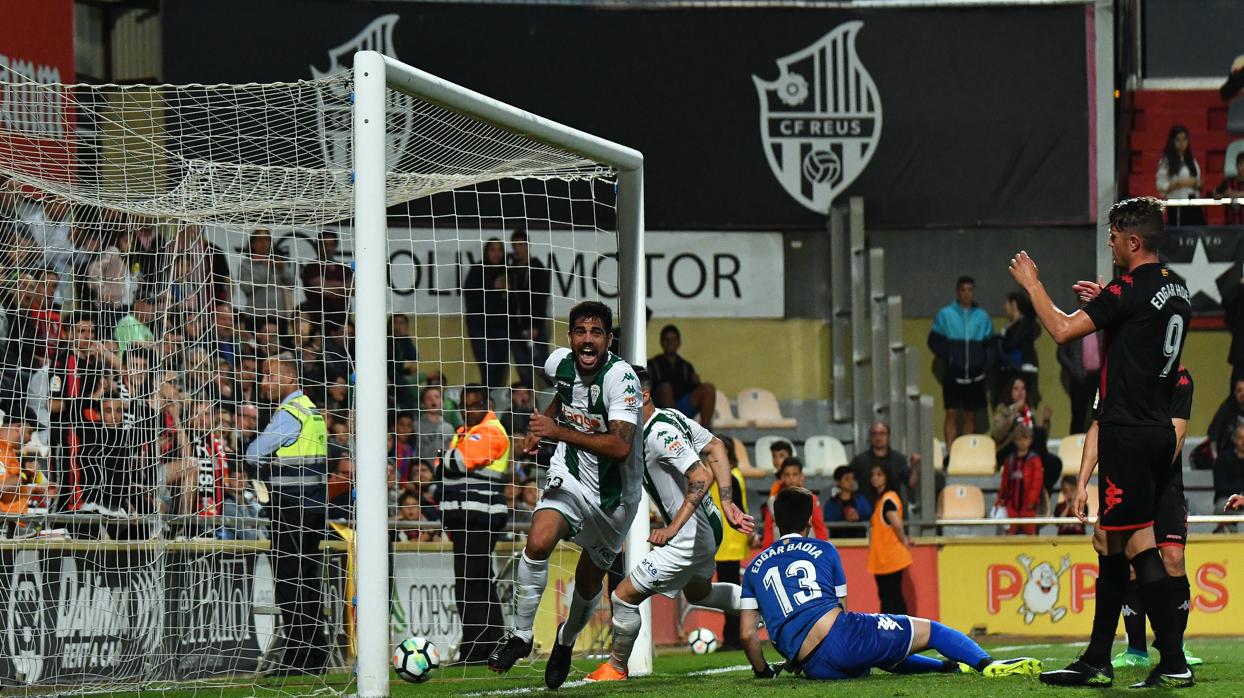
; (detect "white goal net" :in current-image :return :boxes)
[0,54,640,695]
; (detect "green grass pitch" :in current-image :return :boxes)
[381,638,1244,697]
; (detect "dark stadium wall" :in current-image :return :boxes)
[1144,0,1244,79]
[161,0,1091,229]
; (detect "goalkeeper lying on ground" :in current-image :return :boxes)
[739,486,1043,681]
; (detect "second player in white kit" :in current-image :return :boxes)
[586,366,765,682]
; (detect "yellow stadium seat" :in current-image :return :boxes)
[933,438,946,470]
[737,388,798,430]
[803,435,849,477]
[1058,433,1088,476]
[948,434,997,476]
[712,389,752,429]
[937,484,986,520]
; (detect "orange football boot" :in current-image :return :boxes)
[585,662,628,682]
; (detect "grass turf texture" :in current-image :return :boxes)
[87,638,1244,696]
[382,638,1244,697]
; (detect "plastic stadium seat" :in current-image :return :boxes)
[737,388,798,429]
[937,484,985,519]
[728,436,754,472]
[711,389,751,429]
[1227,139,1244,177]
[754,435,796,471]
[947,434,997,476]
[1058,433,1088,476]
[802,435,849,477]
[933,438,946,470]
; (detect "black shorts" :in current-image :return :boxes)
[1096,424,1177,531]
[943,378,987,410]
[1155,471,1188,549]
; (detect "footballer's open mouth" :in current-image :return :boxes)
[577,344,600,368]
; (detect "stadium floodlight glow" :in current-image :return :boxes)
[352,50,648,697]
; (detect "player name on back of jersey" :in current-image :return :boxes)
[750,539,824,573]
[1149,282,1190,310]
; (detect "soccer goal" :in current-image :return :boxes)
[0,51,646,696]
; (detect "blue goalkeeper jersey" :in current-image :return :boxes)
[740,534,848,661]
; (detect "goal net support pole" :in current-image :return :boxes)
[352,51,648,698]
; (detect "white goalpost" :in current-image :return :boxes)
[351,51,649,696]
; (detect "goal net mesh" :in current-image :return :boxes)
[0,66,621,693]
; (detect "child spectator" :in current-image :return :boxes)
[761,458,827,545]
[765,439,794,497]
[823,465,873,538]
[996,424,1044,535]
[1053,475,1085,536]
[1215,151,1244,225]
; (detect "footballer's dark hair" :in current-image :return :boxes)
[631,364,651,391]
[1108,196,1165,252]
[774,486,815,536]
[568,301,613,334]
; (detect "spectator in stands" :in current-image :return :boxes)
[114,293,157,354]
[997,290,1041,407]
[3,270,62,396]
[769,439,793,471]
[928,275,994,446]
[506,229,551,389]
[49,313,115,493]
[325,375,351,429]
[389,313,419,410]
[437,383,509,663]
[220,466,263,540]
[462,238,510,389]
[391,412,417,486]
[991,376,1052,458]
[1155,125,1204,226]
[237,227,296,322]
[510,476,539,528]
[0,406,43,528]
[648,324,716,427]
[175,224,232,305]
[184,400,230,520]
[502,382,535,438]
[995,424,1043,535]
[1206,379,1244,466]
[300,230,353,330]
[394,490,439,542]
[848,420,918,505]
[1213,424,1244,522]
[127,221,166,294]
[1056,324,1103,434]
[866,464,913,615]
[235,401,260,453]
[323,318,354,384]
[327,456,354,520]
[1053,475,1085,536]
[761,458,827,546]
[823,465,872,539]
[74,392,136,525]
[415,385,454,465]
[1213,152,1244,225]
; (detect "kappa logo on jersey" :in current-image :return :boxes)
[1104,478,1124,514]
[310,14,414,170]
[623,384,637,395]
[753,22,881,214]
[1107,283,1123,297]
[876,615,901,631]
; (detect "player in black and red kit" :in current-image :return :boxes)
[1009,197,1193,688]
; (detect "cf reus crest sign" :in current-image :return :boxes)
[753,22,881,214]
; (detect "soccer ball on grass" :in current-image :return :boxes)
[393,636,441,683]
[688,627,718,655]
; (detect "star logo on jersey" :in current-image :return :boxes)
[1104,478,1123,514]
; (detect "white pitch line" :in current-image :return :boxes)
[988,641,1087,653]
[464,679,590,697]
[687,664,752,676]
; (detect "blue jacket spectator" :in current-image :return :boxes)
[822,465,873,539]
[928,278,995,384]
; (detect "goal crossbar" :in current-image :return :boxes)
[351,50,648,697]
